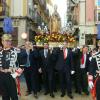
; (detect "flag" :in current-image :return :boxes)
[3,17,13,34]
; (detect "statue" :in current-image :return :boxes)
[50,5,61,33]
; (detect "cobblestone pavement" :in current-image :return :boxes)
[0,77,92,100]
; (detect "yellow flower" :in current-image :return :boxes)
[38,40,40,42]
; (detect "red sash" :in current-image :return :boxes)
[16,77,21,96]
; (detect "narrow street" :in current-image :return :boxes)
[0,78,92,100]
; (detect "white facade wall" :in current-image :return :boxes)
[79,0,86,46]
[18,20,26,46]
[11,0,23,16]
[79,0,86,25]
[79,0,96,46]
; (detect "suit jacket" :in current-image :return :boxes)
[19,48,39,70]
[79,52,90,72]
[55,48,74,72]
[39,49,56,72]
[72,48,81,72]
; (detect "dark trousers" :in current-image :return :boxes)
[24,67,39,94]
[43,69,54,94]
[0,72,18,100]
[72,71,82,93]
[24,67,32,92]
[79,69,88,93]
[96,78,100,100]
[59,70,72,94]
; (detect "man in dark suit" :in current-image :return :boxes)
[39,42,56,98]
[55,41,75,99]
[79,45,90,95]
[72,47,82,94]
[20,41,39,98]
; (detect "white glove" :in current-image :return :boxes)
[11,68,23,78]
[89,57,92,61]
[11,73,19,79]
[72,48,75,52]
[88,81,94,89]
[38,68,42,73]
[71,71,75,75]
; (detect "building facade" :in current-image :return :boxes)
[67,0,97,48]
[79,0,96,48]
[0,0,50,46]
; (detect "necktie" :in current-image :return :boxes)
[81,54,84,64]
[63,49,67,59]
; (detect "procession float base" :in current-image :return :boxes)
[35,33,76,48]
[36,42,76,48]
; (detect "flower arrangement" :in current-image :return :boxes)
[35,33,75,43]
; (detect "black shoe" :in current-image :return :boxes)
[61,93,65,97]
[67,94,73,99]
[25,92,32,96]
[75,90,82,95]
[75,90,78,93]
[34,94,38,99]
[44,92,49,95]
[50,93,55,98]
[85,91,89,95]
[78,91,82,95]
[54,89,57,92]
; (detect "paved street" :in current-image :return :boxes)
[0,78,92,100]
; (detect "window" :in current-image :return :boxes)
[85,34,93,45]
[98,12,100,21]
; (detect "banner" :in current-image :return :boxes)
[3,17,13,34]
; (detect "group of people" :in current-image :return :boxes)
[0,34,100,100]
[19,40,98,99]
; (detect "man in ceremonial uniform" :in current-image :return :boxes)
[0,34,24,100]
[88,51,100,100]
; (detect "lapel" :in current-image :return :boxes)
[85,54,87,63]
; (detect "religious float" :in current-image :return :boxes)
[35,33,76,48]
[35,5,76,48]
